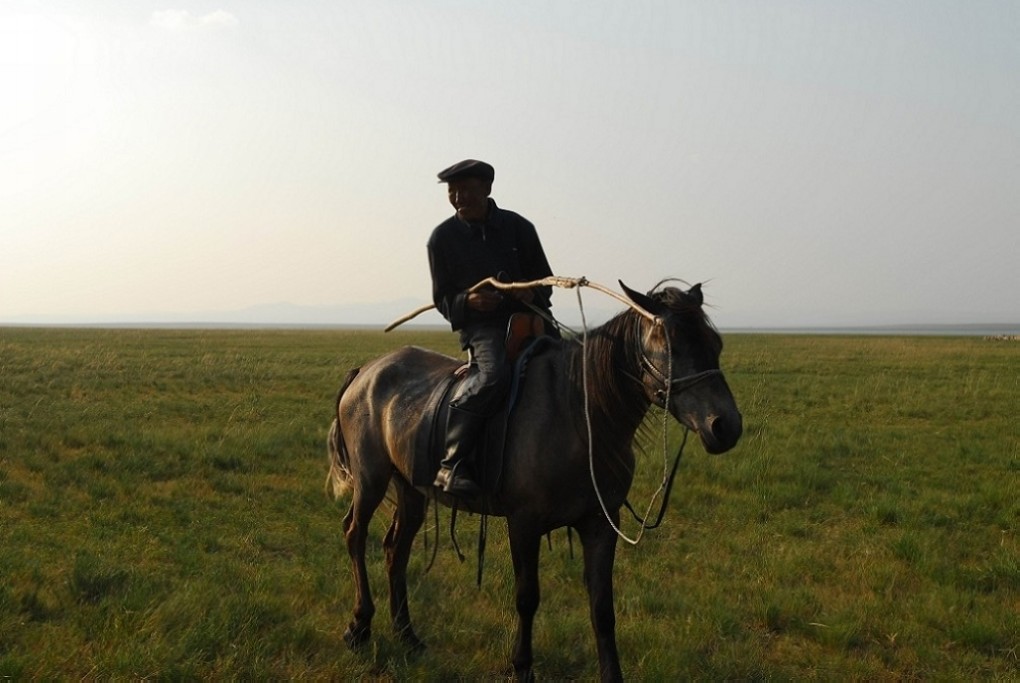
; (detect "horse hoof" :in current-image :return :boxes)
[343,622,371,650]
[397,629,426,654]
[511,664,535,682]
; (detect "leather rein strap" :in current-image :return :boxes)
[623,427,689,530]
[627,316,723,406]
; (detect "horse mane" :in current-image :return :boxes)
[563,280,718,459]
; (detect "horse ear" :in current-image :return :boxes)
[619,280,667,316]
[687,283,703,306]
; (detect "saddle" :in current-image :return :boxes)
[411,314,553,492]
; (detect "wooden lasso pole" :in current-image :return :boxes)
[383,275,658,332]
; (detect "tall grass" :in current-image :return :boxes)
[1,328,1016,679]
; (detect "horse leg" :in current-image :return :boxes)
[577,516,623,683]
[507,521,541,681]
[383,479,427,651]
[341,479,389,649]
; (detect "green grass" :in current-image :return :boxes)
[1,327,1017,679]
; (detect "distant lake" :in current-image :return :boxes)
[4,322,1018,337]
[723,324,1020,337]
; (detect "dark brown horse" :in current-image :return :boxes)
[326,281,742,681]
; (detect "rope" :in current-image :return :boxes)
[424,488,440,573]
[579,289,678,546]
[449,504,466,562]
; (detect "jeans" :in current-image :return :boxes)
[452,323,510,417]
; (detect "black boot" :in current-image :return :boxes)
[433,406,483,497]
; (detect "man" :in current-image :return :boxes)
[427,159,557,497]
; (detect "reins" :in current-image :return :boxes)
[575,287,708,546]
[631,316,723,405]
[623,427,688,530]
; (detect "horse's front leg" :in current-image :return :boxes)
[507,520,542,681]
[577,515,623,683]
[383,479,427,650]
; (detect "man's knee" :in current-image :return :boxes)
[453,373,508,414]
[475,360,510,392]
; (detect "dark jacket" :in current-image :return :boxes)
[427,200,554,332]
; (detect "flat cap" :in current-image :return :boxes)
[437,159,495,183]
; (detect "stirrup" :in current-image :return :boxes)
[434,466,480,498]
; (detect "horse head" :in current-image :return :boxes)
[620,280,743,454]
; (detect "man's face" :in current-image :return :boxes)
[447,178,491,222]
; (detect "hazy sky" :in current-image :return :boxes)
[3,1,1018,327]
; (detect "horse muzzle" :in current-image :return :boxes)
[666,373,743,454]
[697,410,743,454]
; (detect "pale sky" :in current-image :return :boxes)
[2,1,1018,328]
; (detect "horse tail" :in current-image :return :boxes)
[325,367,360,500]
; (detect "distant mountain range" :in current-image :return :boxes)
[2,300,1016,335]
[0,299,619,329]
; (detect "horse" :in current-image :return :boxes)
[326,281,742,681]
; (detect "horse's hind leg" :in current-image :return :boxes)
[342,475,389,649]
[383,479,427,650]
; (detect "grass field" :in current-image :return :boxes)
[1,327,1017,679]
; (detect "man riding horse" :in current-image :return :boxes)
[427,159,559,497]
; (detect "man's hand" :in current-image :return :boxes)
[508,287,535,304]
[466,290,503,312]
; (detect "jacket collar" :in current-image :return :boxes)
[454,199,498,235]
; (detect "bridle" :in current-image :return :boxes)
[588,313,724,542]
[632,316,722,407]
